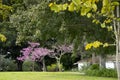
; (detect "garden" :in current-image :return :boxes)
[0,0,120,80]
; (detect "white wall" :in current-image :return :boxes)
[78,62,87,70]
[105,61,115,69]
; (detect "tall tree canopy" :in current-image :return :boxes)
[49,0,120,79]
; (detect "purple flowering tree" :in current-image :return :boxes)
[49,44,73,71]
[17,42,53,71]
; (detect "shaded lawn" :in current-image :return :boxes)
[0,72,117,80]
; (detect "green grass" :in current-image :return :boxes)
[0,72,117,80]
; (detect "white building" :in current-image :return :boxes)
[75,55,119,70]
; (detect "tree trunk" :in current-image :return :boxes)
[116,34,120,80]
[92,53,96,64]
[32,61,35,71]
[116,5,120,80]
[42,58,46,72]
[56,58,61,72]
[16,60,23,71]
[37,62,43,71]
[99,54,106,69]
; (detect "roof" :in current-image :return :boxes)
[106,55,120,61]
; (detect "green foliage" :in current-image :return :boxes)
[84,64,117,78]
[10,0,68,44]
[61,54,73,70]
[89,64,99,70]
[49,0,119,32]
[10,1,48,44]
[23,61,39,71]
[85,68,117,78]
[0,33,6,42]
[0,55,17,71]
[0,4,12,20]
[68,2,75,12]
[47,64,63,71]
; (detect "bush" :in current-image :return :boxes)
[85,64,117,78]
[89,64,99,70]
[23,61,39,71]
[0,55,17,71]
[47,64,63,71]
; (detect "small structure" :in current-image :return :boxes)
[74,59,91,71]
[105,61,115,69]
[75,55,119,70]
[105,55,120,69]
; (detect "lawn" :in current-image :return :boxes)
[0,72,117,80]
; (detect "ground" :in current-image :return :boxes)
[0,72,117,80]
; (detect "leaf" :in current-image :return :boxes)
[103,43,109,47]
[92,3,97,11]
[58,4,63,11]
[87,13,92,18]
[49,3,53,7]
[107,26,113,31]
[62,3,68,10]
[84,1,91,7]
[50,4,60,12]
[81,7,91,16]
[103,0,109,6]
[101,23,106,28]
[68,2,75,12]
[104,19,111,23]
[81,7,86,16]
[72,0,81,6]
[101,7,106,14]
[0,33,7,42]
[92,19,96,23]
[112,2,119,6]
[95,20,100,24]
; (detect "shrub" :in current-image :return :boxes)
[0,55,17,71]
[85,64,117,78]
[47,64,63,71]
[89,64,99,70]
[23,61,39,71]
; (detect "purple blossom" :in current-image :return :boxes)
[49,44,73,58]
[53,44,73,53]
[17,42,53,61]
[28,42,40,48]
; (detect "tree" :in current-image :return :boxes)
[49,0,120,79]
[49,44,73,71]
[0,1,12,21]
[17,42,53,71]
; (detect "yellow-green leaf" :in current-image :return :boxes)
[107,26,113,31]
[62,3,68,10]
[103,43,109,47]
[104,19,112,23]
[87,13,92,18]
[58,4,63,11]
[81,7,91,16]
[72,0,81,6]
[50,4,60,12]
[0,34,6,42]
[112,2,119,6]
[101,7,106,14]
[92,19,96,23]
[92,3,97,11]
[84,1,91,7]
[49,3,53,7]
[103,0,109,6]
[101,23,106,28]
[68,2,75,12]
